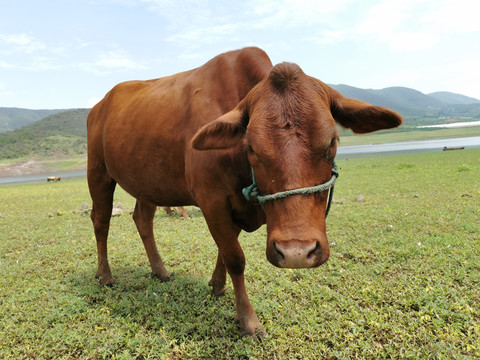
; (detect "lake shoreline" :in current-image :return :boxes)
[0,157,87,178]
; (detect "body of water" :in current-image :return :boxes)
[337,136,480,159]
[0,170,87,185]
[418,121,480,129]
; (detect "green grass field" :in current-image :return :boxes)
[1,149,479,359]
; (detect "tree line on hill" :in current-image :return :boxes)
[0,108,64,133]
[0,109,89,159]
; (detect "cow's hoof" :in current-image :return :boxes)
[236,317,266,340]
[208,280,226,297]
[95,273,114,287]
[98,281,114,287]
[151,272,171,282]
[211,287,226,297]
[239,323,267,340]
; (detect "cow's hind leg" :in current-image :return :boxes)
[209,251,227,296]
[177,206,191,219]
[88,171,116,286]
[133,200,170,281]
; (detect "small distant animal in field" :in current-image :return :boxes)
[47,176,61,182]
[163,206,190,218]
[87,47,402,338]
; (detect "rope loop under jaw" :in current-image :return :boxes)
[242,162,339,217]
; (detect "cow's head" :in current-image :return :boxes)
[192,62,402,268]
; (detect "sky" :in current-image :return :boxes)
[1,0,479,109]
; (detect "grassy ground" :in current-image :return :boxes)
[42,156,88,171]
[0,150,479,359]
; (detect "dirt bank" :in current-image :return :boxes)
[0,158,87,178]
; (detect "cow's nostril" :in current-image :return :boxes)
[273,241,285,262]
[307,241,321,260]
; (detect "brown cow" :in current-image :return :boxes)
[87,47,402,338]
[47,176,61,182]
[163,206,190,218]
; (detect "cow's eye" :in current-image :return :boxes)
[329,138,337,149]
[247,145,254,154]
[326,138,337,161]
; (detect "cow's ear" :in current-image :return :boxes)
[325,84,403,133]
[191,106,248,150]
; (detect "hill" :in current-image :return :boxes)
[0,108,65,132]
[0,109,89,160]
[330,85,480,120]
[428,91,480,105]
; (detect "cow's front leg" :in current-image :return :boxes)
[204,217,266,339]
[231,268,265,339]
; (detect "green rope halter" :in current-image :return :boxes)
[242,162,339,217]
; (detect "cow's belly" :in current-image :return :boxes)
[103,136,195,206]
[113,167,195,206]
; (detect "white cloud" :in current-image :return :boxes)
[355,0,413,34]
[0,33,46,54]
[96,50,146,70]
[79,49,148,75]
[175,51,208,62]
[0,60,16,69]
[140,0,354,47]
[383,31,439,52]
[351,0,480,52]
[0,32,70,72]
[167,23,240,45]
[424,0,480,34]
[251,0,352,29]
[74,38,94,48]
[2,0,480,108]
[0,56,59,71]
[86,97,102,108]
[309,29,349,45]
[140,0,212,27]
[350,0,435,51]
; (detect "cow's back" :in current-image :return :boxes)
[87,47,272,205]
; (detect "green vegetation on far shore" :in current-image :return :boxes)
[1,149,479,359]
[339,124,480,146]
[0,109,88,160]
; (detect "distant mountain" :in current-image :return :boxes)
[330,85,480,118]
[0,109,89,159]
[1,85,479,134]
[428,91,480,105]
[0,108,65,132]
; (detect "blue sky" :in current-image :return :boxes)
[1,0,479,109]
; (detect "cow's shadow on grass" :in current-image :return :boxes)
[66,265,242,341]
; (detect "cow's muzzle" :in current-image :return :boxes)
[267,239,329,268]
